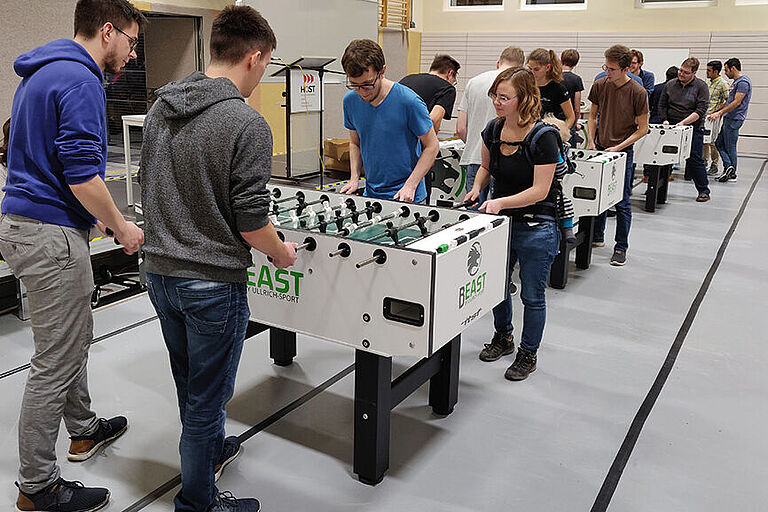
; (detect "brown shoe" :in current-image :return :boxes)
[68,417,128,462]
[642,176,649,183]
[696,193,710,203]
[668,174,675,181]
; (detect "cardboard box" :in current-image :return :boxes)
[324,138,350,162]
[323,155,364,175]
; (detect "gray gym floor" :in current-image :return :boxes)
[1,157,766,511]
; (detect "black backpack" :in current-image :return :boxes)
[489,119,575,178]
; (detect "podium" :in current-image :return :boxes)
[270,57,340,188]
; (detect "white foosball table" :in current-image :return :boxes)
[634,124,693,212]
[550,149,627,289]
[246,184,511,484]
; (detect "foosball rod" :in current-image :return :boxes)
[334,205,410,238]
[366,209,440,244]
[270,189,305,206]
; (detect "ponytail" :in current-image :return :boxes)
[549,49,563,83]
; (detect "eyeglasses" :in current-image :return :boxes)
[678,69,694,76]
[488,92,518,104]
[112,24,139,52]
[346,72,381,91]
[602,64,621,73]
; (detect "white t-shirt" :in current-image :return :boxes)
[457,69,503,166]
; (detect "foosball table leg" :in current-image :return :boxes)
[644,164,660,212]
[575,215,595,270]
[429,334,461,416]
[269,327,296,366]
[549,235,570,289]
[658,164,672,204]
[353,350,392,486]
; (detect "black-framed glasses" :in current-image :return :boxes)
[346,72,381,91]
[601,64,621,73]
[112,24,139,52]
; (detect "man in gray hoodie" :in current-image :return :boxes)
[140,6,296,512]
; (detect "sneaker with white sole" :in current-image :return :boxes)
[214,436,242,482]
[610,249,627,266]
[718,166,737,183]
[68,417,128,462]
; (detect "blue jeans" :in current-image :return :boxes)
[685,127,709,194]
[146,273,249,512]
[715,117,744,172]
[465,163,491,209]
[594,146,634,252]
[493,221,560,352]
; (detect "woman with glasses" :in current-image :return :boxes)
[464,67,561,382]
[527,48,576,132]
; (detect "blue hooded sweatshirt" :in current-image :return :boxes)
[1,39,107,230]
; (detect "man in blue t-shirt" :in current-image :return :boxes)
[710,57,752,183]
[339,39,439,203]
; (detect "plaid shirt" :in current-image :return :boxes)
[708,75,728,114]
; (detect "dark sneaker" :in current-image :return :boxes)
[479,332,514,362]
[214,436,243,482]
[15,479,109,512]
[509,282,519,297]
[505,346,537,381]
[68,416,128,462]
[718,166,737,183]
[610,250,627,266]
[696,193,710,203]
[592,238,605,248]
[209,492,260,512]
[707,163,719,176]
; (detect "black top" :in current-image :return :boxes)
[658,77,709,129]
[539,81,570,120]
[481,118,560,218]
[561,71,584,113]
[399,73,457,120]
[649,81,669,124]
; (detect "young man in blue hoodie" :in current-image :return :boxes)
[0,1,145,511]
[140,6,296,512]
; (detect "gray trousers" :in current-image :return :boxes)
[0,214,99,494]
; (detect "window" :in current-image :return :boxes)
[735,0,768,5]
[637,0,717,8]
[445,0,504,11]
[521,0,586,10]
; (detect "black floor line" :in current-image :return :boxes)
[0,315,158,382]
[121,362,356,512]
[591,159,767,512]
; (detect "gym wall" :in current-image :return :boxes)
[412,1,768,156]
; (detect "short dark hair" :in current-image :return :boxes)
[725,57,742,71]
[604,45,632,70]
[682,57,700,73]
[707,60,722,73]
[429,54,460,75]
[561,49,580,68]
[630,49,644,65]
[74,0,147,39]
[666,66,679,81]
[342,39,385,78]
[210,6,276,65]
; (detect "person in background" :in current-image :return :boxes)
[0,2,145,511]
[457,47,525,207]
[658,57,710,202]
[400,54,461,202]
[465,67,561,382]
[711,57,752,183]
[629,49,655,96]
[704,60,729,176]
[0,118,9,204]
[527,48,576,131]
[587,45,649,266]
[340,39,439,203]
[649,66,678,124]
[140,6,297,512]
[560,49,584,147]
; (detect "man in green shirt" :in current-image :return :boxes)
[705,60,729,176]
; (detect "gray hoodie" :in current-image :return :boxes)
[140,72,272,282]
